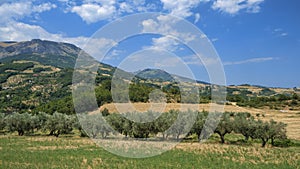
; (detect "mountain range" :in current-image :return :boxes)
[0,39,299,114]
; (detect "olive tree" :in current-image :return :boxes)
[268,119,287,146]
[167,111,195,141]
[44,112,74,137]
[233,112,256,141]
[130,111,158,139]
[253,120,271,147]
[79,114,112,138]
[214,112,234,144]
[190,111,208,142]
[5,112,32,136]
[155,110,178,140]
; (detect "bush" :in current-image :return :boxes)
[273,139,293,147]
[0,113,6,131]
[33,67,51,73]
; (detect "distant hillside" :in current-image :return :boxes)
[0,39,80,68]
[0,39,299,114]
[0,39,116,114]
[135,68,175,82]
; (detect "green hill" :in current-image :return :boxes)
[0,39,299,114]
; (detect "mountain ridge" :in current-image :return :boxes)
[0,39,299,114]
[0,39,81,68]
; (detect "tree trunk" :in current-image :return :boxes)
[220,134,225,144]
[49,130,54,136]
[271,138,274,146]
[18,130,24,136]
[176,134,180,141]
[54,130,60,137]
[261,138,268,147]
[162,133,165,140]
[245,135,249,142]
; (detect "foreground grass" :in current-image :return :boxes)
[0,135,299,169]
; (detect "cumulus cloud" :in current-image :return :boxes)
[143,36,180,52]
[0,21,61,41]
[141,15,197,52]
[70,0,157,24]
[65,0,264,24]
[0,1,56,23]
[212,0,264,14]
[142,15,196,41]
[71,3,116,24]
[32,2,57,13]
[161,0,209,18]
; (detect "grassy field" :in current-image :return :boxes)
[0,135,299,169]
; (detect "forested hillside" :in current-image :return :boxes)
[0,39,299,115]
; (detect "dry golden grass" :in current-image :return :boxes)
[27,145,79,150]
[100,103,300,140]
[176,143,300,166]
[0,42,17,47]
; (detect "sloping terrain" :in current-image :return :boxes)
[0,39,299,126]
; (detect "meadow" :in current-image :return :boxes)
[0,134,299,169]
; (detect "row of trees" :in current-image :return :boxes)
[209,112,287,147]
[81,111,288,147]
[0,111,288,147]
[0,112,75,137]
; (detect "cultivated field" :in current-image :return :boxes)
[0,135,299,169]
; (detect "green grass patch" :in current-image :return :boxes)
[0,136,299,169]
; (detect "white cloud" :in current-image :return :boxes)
[70,0,157,24]
[194,13,201,23]
[119,2,134,13]
[144,36,179,52]
[211,38,218,42]
[223,57,276,65]
[271,28,288,38]
[141,15,196,52]
[82,0,116,5]
[32,3,57,13]
[74,37,117,59]
[161,0,209,18]
[182,54,219,66]
[182,55,276,66]
[280,33,288,37]
[103,49,124,60]
[0,21,61,41]
[0,1,56,23]
[212,0,264,14]
[71,3,116,24]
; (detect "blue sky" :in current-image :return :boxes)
[0,0,299,88]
